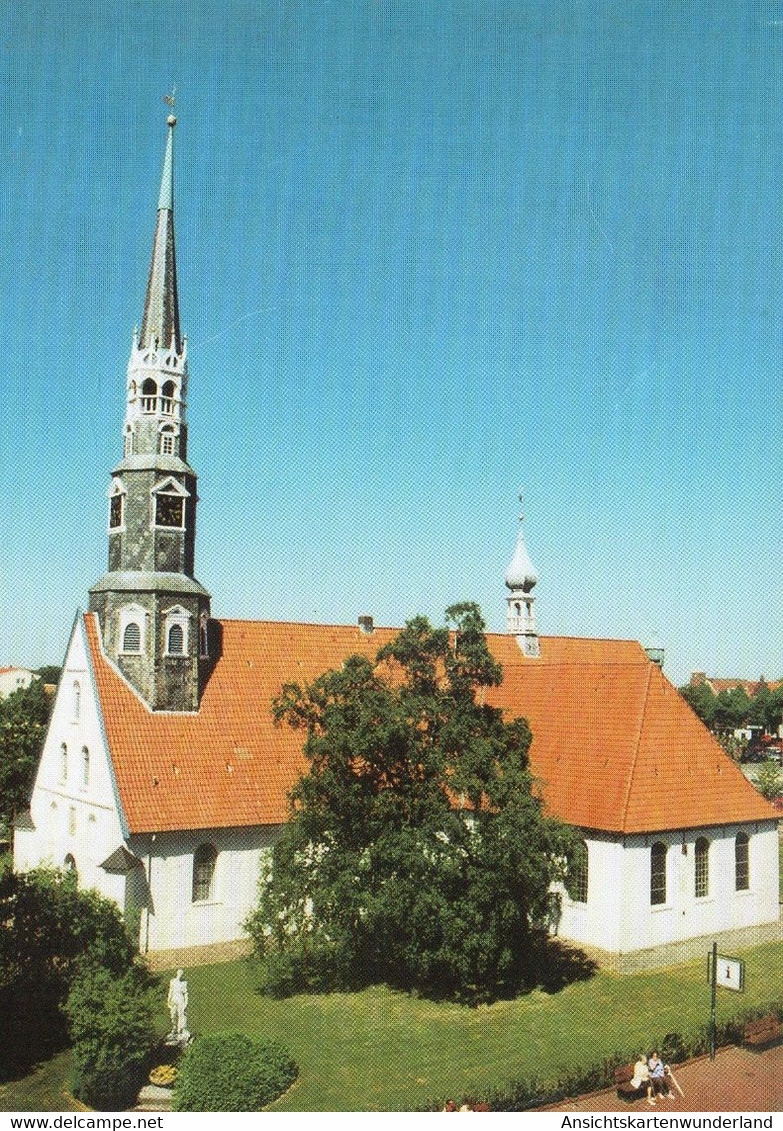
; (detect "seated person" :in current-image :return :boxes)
[629,1056,653,1103]
[648,1052,674,1101]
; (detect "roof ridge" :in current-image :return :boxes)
[618,662,654,833]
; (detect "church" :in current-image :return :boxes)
[14,116,780,972]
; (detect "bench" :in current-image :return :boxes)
[744,1015,782,1049]
[614,1065,648,1101]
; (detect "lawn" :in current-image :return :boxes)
[175,939,783,1111]
[0,1053,82,1113]
[4,939,781,1112]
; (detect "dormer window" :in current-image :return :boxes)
[119,605,146,655]
[168,624,184,654]
[123,622,142,652]
[152,477,189,529]
[159,425,176,456]
[164,606,190,657]
[107,479,126,531]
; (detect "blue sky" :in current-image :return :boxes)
[0,0,781,687]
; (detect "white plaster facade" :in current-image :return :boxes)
[557,823,780,962]
[14,618,278,956]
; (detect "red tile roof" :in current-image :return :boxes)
[83,615,775,837]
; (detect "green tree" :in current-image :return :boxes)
[755,760,782,802]
[35,666,62,686]
[65,964,157,1110]
[678,682,716,729]
[0,679,53,831]
[0,867,139,1074]
[711,686,751,734]
[247,603,575,1003]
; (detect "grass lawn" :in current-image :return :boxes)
[175,938,782,1111]
[4,939,781,1112]
[0,1053,82,1113]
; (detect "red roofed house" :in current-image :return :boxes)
[14,117,780,971]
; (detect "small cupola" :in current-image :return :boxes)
[505,492,540,657]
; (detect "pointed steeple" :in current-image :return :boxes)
[505,492,540,656]
[139,115,181,353]
[89,109,211,713]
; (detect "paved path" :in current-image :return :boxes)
[541,1044,783,1113]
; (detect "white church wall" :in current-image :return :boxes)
[556,834,625,952]
[14,619,127,906]
[128,825,280,953]
[557,823,779,957]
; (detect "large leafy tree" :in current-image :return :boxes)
[0,679,54,832]
[247,603,575,1003]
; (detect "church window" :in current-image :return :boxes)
[81,746,90,790]
[159,427,176,456]
[68,807,77,836]
[73,681,81,721]
[735,833,749,891]
[64,853,77,877]
[650,842,667,905]
[155,492,184,527]
[192,844,217,902]
[141,378,157,413]
[199,614,209,657]
[122,622,142,653]
[167,624,184,655]
[123,428,134,457]
[694,837,709,898]
[565,839,589,903]
[59,743,68,784]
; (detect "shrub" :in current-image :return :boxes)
[174,1031,298,1112]
[65,963,158,1110]
[0,867,138,1076]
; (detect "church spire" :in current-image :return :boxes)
[504,492,540,657]
[89,108,211,713]
[139,114,181,354]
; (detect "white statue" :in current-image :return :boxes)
[167,968,189,1043]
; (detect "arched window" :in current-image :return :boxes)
[81,746,90,790]
[695,837,709,898]
[167,623,184,655]
[735,832,750,891]
[122,622,142,653]
[141,378,157,413]
[59,743,68,784]
[160,380,175,415]
[192,844,217,902]
[73,681,81,721]
[64,854,77,878]
[566,839,589,903]
[123,426,134,457]
[650,842,667,905]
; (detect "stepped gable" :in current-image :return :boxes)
[84,614,775,836]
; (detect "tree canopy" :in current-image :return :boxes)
[678,678,783,745]
[0,679,54,833]
[246,603,576,1003]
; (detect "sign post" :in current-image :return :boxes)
[707,943,745,1060]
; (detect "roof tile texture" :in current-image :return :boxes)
[84,615,775,836]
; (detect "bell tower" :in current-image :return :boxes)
[89,112,212,711]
